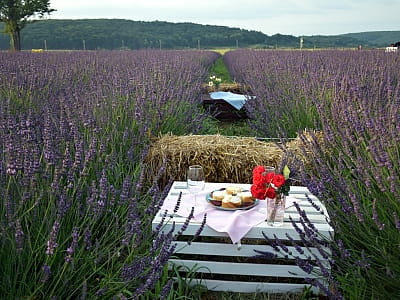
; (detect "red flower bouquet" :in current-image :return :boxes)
[250,166,290,200]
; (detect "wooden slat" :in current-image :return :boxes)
[169,259,318,278]
[173,241,330,261]
[174,278,319,294]
[153,218,333,240]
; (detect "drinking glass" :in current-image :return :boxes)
[187,165,205,205]
[258,166,276,215]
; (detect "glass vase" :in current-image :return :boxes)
[266,194,286,226]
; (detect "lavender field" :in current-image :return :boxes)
[226,49,400,299]
[0,50,218,299]
[1,48,399,299]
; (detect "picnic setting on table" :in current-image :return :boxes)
[160,165,300,243]
[152,164,334,293]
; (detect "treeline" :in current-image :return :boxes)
[0,19,277,50]
[0,19,398,50]
[304,31,399,48]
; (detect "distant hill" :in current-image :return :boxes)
[339,31,400,47]
[0,18,296,50]
[0,19,398,50]
[303,31,400,48]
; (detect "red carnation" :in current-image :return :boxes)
[265,172,275,184]
[265,187,276,199]
[271,174,286,188]
[250,184,267,200]
[252,166,266,185]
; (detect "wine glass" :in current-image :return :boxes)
[187,165,205,206]
[258,166,276,215]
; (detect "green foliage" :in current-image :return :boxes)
[0,19,270,50]
[302,31,399,49]
[0,0,55,50]
[1,18,397,50]
[337,31,400,47]
[210,56,233,83]
[302,35,363,48]
[200,117,255,137]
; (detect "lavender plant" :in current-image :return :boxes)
[224,50,337,138]
[294,70,400,299]
[0,50,216,299]
[227,49,400,298]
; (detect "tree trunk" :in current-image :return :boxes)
[10,29,21,51]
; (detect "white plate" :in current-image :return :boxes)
[206,188,259,211]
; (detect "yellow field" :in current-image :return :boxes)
[209,48,236,55]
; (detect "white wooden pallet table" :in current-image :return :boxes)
[152,181,333,294]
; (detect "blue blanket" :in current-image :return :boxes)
[209,91,253,110]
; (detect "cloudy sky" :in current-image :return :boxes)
[49,0,399,36]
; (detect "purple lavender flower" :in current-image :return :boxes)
[56,191,71,218]
[295,257,314,274]
[62,144,72,173]
[6,162,17,176]
[159,279,173,299]
[190,212,207,243]
[176,207,194,236]
[46,220,60,255]
[372,199,385,230]
[122,209,142,247]
[72,140,83,172]
[121,257,151,282]
[173,192,182,214]
[43,109,57,166]
[97,169,108,211]
[42,265,51,282]
[119,176,132,204]
[354,249,371,269]
[83,228,92,251]
[336,239,351,259]
[65,227,79,263]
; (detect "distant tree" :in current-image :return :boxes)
[0,0,55,50]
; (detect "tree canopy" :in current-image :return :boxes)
[0,19,284,50]
[0,18,398,50]
[0,0,55,50]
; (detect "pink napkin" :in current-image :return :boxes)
[160,183,299,244]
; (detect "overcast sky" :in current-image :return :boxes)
[49,0,400,36]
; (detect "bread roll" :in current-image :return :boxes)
[238,191,254,203]
[212,190,226,201]
[221,195,242,208]
[225,186,243,195]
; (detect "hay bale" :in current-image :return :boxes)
[283,130,325,177]
[145,134,283,187]
[201,83,250,93]
[286,130,324,157]
[145,131,325,189]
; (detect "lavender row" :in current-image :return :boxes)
[0,50,217,299]
[225,49,400,138]
[225,49,400,298]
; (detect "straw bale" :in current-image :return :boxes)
[286,130,324,156]
[145,131,325,189]
[284,129,325,174]
[201,83,250,93]
[145,134,283,187]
